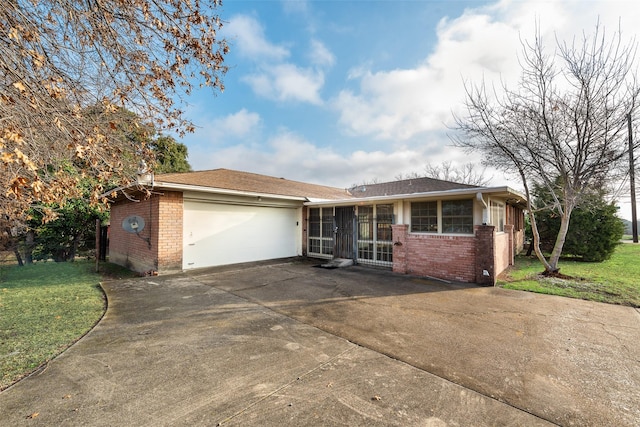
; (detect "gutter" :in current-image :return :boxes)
[152,180,309,202]
[304,186,526,206]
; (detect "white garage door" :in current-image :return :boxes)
[183,201,301,269]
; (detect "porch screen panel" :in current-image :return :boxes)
[321,208,334,255]
[376,204,393,263]
[357,204,393,267]
[308,208,321,254]
[357,206,374,260]
[308,207,333,257]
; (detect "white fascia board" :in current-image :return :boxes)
[153,181,308,202]
[305,197,355,203]
[304,186,526,206]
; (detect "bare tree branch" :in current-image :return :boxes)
[452,22,639,272]
[0,0,228,225]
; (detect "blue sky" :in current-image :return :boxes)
[176,0,640,216]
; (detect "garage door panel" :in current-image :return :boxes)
[183,202,300,269]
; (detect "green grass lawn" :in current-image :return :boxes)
[499,243,640,307]
[0,261,106,390]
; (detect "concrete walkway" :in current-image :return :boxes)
[1,259,638,426]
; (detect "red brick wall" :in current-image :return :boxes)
[393,225,477,282]
[109,191,183,273]
[156,191,183,271]
[109,196,156,273]
[391,224,408,274]
[392,224,516,284]
[475,225,496,285]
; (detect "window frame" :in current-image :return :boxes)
[410,201,438,233]
[490,200,505,232]
[410,199,475,235]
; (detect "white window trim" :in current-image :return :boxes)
[410,199,476,236]
[490,200,505,233]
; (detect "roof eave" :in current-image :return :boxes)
[153,180,309,202]
[304,186,526,206]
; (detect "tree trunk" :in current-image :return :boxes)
[520,171,554,273]
[24,230,34,264]
[13,246,24,267]
[547,207,573,272]
[70,234,80,261]
[528,209,554,272]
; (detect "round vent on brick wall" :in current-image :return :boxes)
[122,215,145,233]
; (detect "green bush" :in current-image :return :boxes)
[536,200,624,262]
[28,199,107,262]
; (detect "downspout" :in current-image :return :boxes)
[476,192,488,225]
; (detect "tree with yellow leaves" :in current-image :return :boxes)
[0,0,228,227]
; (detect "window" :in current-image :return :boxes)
[442,200,474,234]
[411,201,438,232]
[411,199,474,234]
[490,200,505,232]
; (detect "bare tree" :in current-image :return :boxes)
[452,23,640,273]
[393,162,490,185]
[423,161,491,186]
[393,171,421,181]
[0,0,228,223]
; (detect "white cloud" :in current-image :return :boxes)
[227,13,332,105]
[194,109,262,145]
[217,109,261,138]
[225,15,289,61]
[281,0,310,16]
[188,0,640,205]
[334,67,451,141]
[243,64,325,105]
[187,128,470,188]
[332,0,640,142]
[308,39,335,67]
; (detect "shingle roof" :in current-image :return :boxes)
[155,168,353,200]
[348,176,479,198]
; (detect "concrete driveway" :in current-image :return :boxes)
[1,259,638,426]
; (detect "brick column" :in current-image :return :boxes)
[156,191,183,272]
[392,224,408,274]
[475,225,496,286]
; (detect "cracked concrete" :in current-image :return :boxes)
[1,258,638,426]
